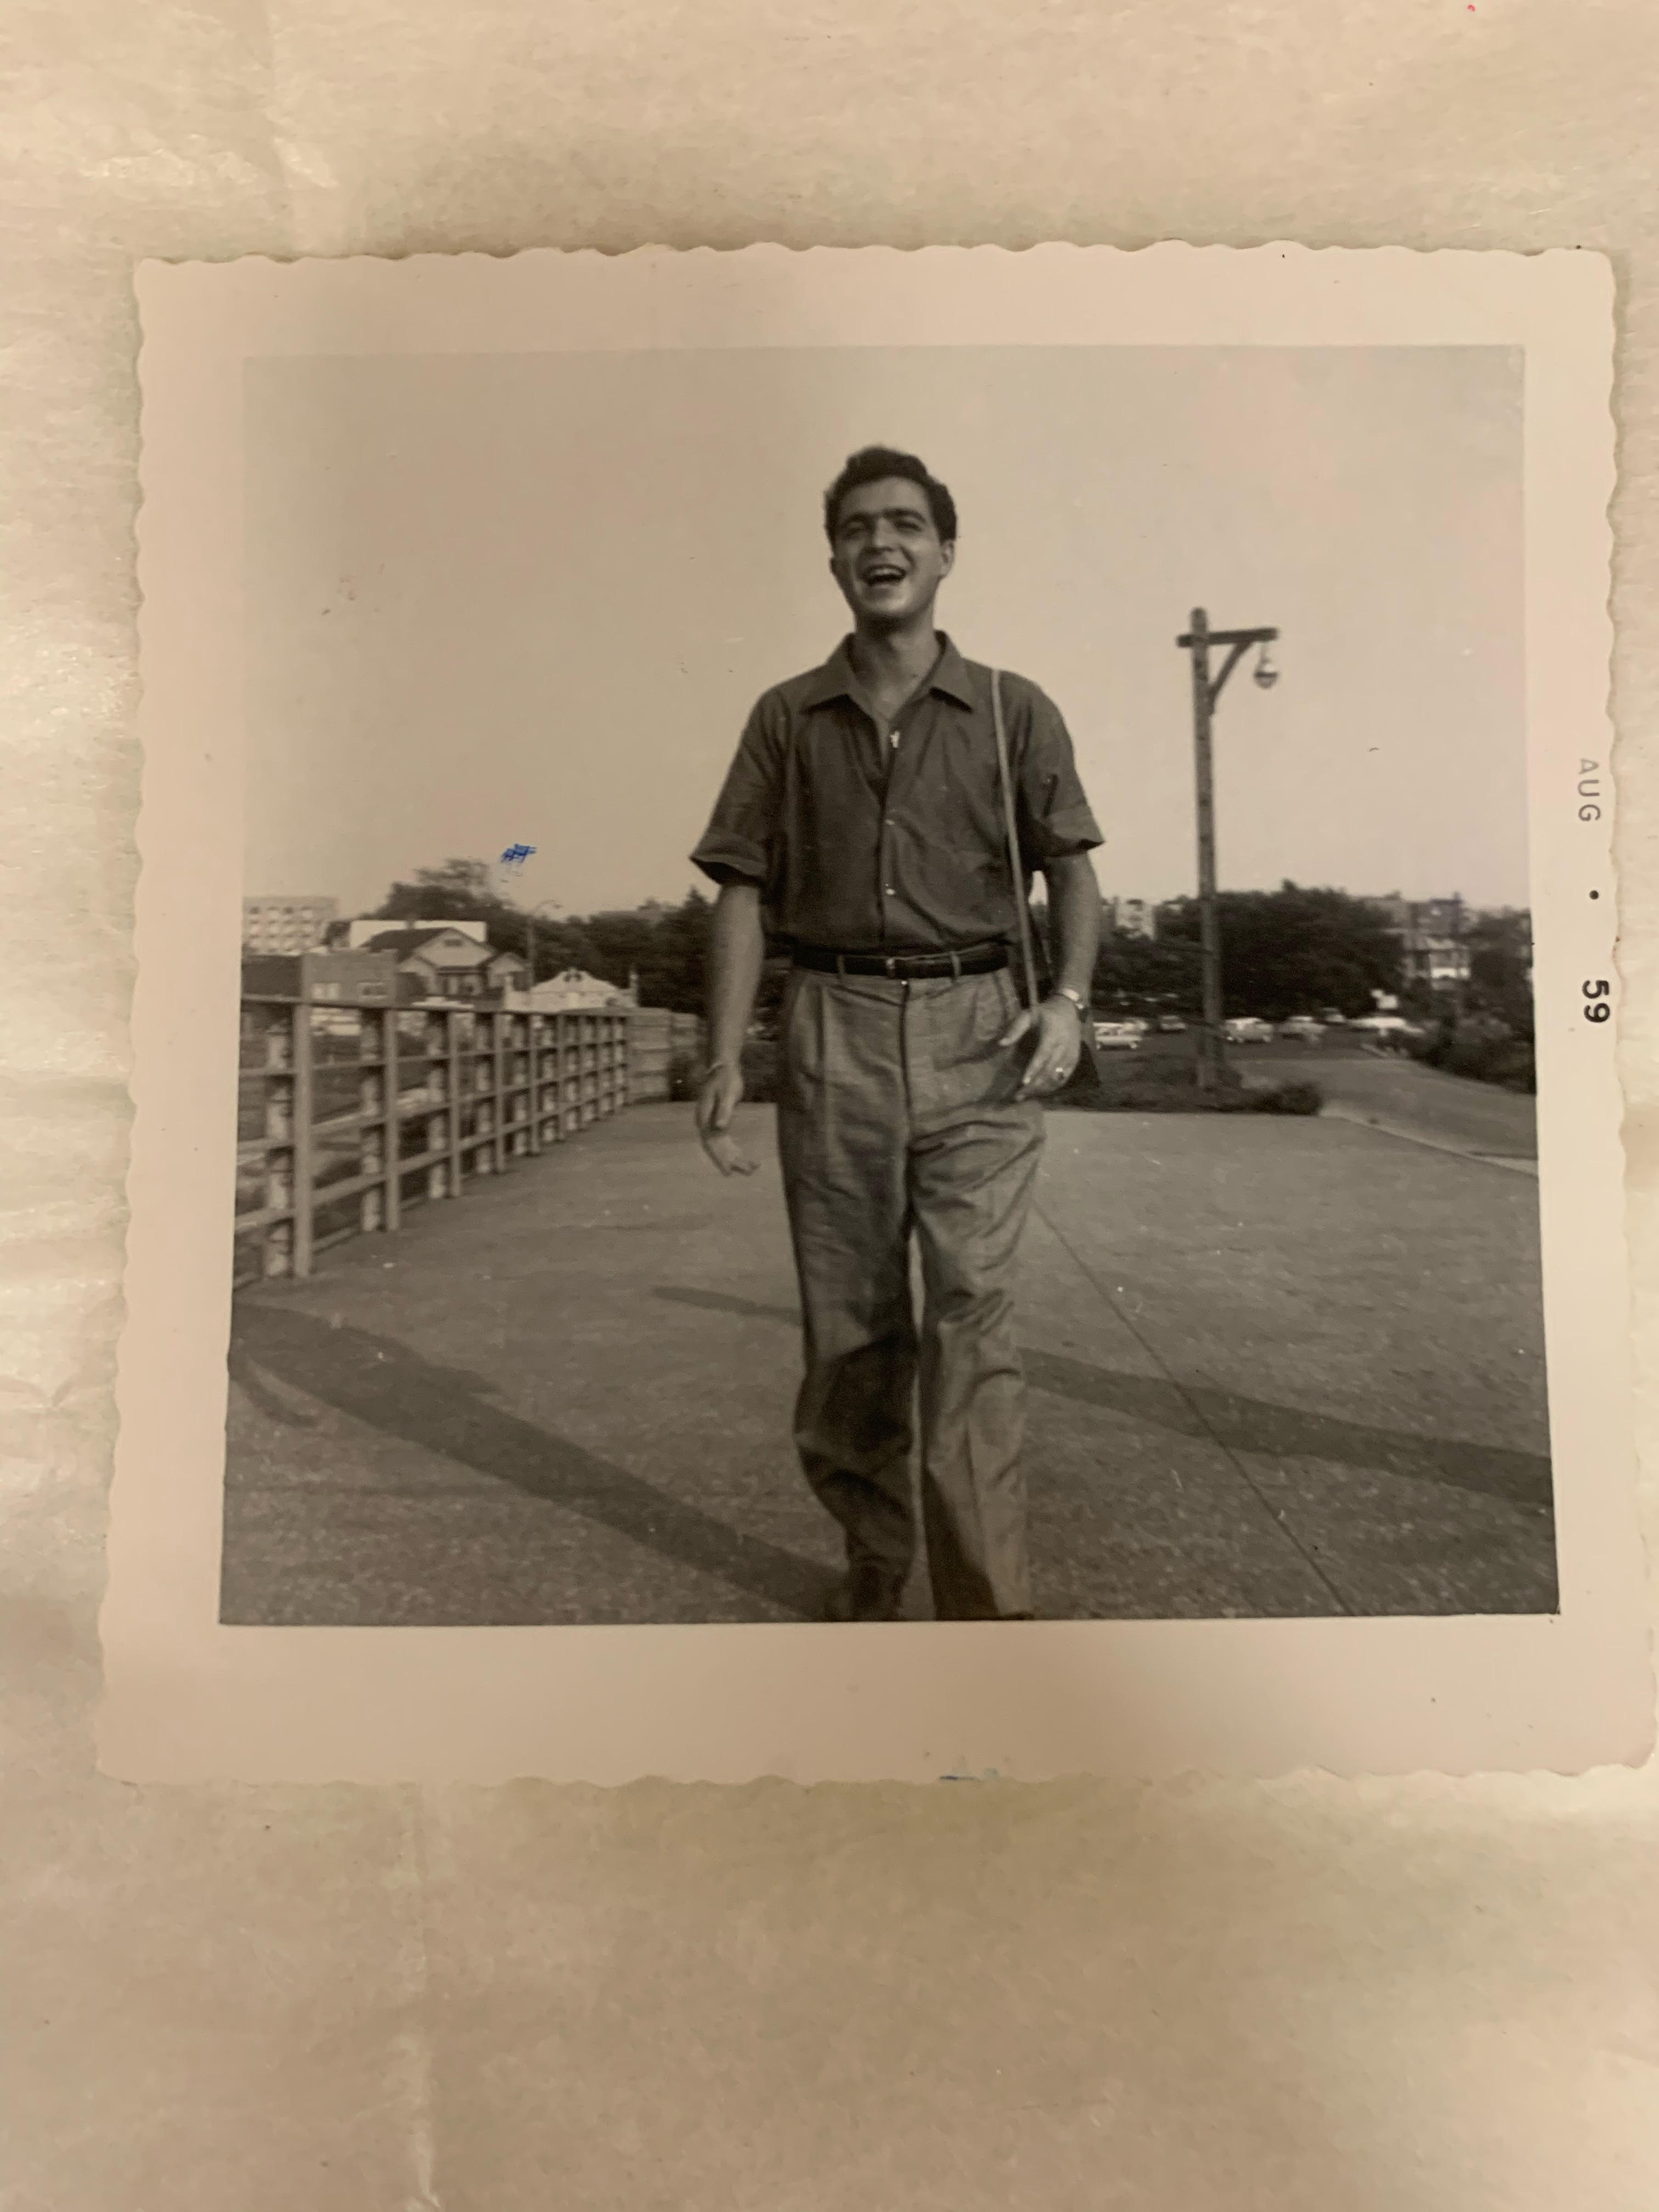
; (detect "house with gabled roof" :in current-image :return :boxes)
[504,968,636,1014]
[356,926,526,1002]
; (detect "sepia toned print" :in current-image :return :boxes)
[104,246,1646,1782]
[223,348,1546,1631]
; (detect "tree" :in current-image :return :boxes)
[373,859,512,924]
[1158,884,1403,1020]
[368,862,729,1009]
[1464,909,1534,1037]
[1090,928,1203,1015]
[592,888,712,1013]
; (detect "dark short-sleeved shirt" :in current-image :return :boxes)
[690,635,1103,952]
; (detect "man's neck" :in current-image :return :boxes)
[847,617,943,698]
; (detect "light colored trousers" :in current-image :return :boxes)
[775,966,1045,1620]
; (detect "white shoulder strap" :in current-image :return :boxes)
[990,668,1042,1013]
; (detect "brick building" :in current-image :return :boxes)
[240,947,398,1004]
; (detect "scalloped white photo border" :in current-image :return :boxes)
[103,244,1649,1782]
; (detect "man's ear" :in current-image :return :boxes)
[940,541,956,578]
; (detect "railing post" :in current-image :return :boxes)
[292,998,315,1277]
[472,1011,490,1175]
[553,1012,566,1140]
[425,1011,445,1200]
[527,1012,541,1155]
[382,1004,401,1232]
[493,1007,509,1173]
[358,1008,382,1236]
[257,1003,293,1278]
[448,1007,465,1197]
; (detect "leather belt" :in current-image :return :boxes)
[792,942,1009,981]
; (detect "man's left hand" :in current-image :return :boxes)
[1000,995,1084,1098]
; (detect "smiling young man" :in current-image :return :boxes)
[691,447,1103,1622]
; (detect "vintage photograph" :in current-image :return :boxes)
[106,246,1643,1784]
[224,335,1551,1629]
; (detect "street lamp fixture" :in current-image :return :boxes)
[1175,608,1282,1092]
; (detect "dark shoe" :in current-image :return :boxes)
[822,1562,907,1622]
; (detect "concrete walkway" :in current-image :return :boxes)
[223,1101,1556,1626]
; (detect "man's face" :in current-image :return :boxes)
[829,476,955,629]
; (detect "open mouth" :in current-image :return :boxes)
[861,565,907,588]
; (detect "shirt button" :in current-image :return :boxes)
[884,886,895,897]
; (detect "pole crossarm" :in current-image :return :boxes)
[1176,625,1279,710]
[1174,625,1278,647]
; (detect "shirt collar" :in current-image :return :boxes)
[800,634,977,713]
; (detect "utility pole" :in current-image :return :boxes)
[1176,609,1280,1091]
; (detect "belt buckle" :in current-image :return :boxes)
[883,955,898,978]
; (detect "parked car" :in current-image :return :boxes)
[1221,1017,1275,1044]
[1317,1008,1347,1025]
[1347,1014,1420,1041]
[1278,1015,1324,1042]
[1092,1021,1143,1051]
[1155,1014,1188,1034]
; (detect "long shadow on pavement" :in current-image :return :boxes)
[656,1288,1553,1515]
[231,1302,836,1620]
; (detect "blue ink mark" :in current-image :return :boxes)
[500,844,537,868]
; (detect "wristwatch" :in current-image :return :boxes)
[1051,986,1089,1017]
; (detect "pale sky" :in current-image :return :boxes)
[244,344,1525,919]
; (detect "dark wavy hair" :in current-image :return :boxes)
[822,447,958,545]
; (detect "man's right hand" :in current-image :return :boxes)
[695,1060,758,1177]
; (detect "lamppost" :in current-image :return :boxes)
[1176,608,1280,1092]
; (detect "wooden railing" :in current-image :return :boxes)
[236,1000,631,1284]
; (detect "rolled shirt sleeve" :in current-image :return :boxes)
[1009,676,1104,867]
[691,693,783,889]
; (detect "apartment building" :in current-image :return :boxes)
[1367,894,1471,991]
[242,894,340,955]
